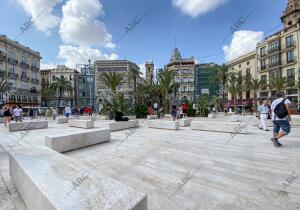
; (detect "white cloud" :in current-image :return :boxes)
[58,45,118,68]
[172,0,229,17]
[59,0,114,48]
[40,62,57,69]
[223,30,264,61]
[15,0,61,34]
[139,63,146,78]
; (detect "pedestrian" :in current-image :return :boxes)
[14,105,23,122]
[270,91,292,147]
[3,105,11,126]
[45,108,51,120]
[87,106,93,116]
[171,104,177,121]
[29,107,34,119]
[257,100,271,131]
[65,106,72,118]
[52,107,58,120]
[153,101,158,115]
[181,101,187,118]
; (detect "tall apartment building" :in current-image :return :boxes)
[0,35,41,107]
[227,0,300,109]
[166,48,195,101]
[40,65,78,108]
[94,60,143,109]
[195,63,220,101]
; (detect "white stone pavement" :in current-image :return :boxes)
[0,117,300,210]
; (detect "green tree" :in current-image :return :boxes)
[0,80,11,94]
[98,72,123,95]
[296,77,300,106]
[158,69,175,113]
[41,88,55,108]
[49,77,72,108]
[245,79,263,111]
[269,75,286,91]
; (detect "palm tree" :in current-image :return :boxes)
[0,80,11,94]
[227,79,239,111]
[210,64,231,108]
[158,69,175,113]
[49,77,72,108]
[269,75,287,91]
[245,79,263,111]
[41,88,55,107]
[129,67,142,106]
[98,72,123,96]
[296,78,300,107]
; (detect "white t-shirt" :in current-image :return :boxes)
[14,108,22,116]
[271,98,291,121]
[153,103,158,109]
[65,107,72,114]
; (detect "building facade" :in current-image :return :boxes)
[166,48,195,101]
[40,65,78,108]
[145,62,154,83]
[94,60,143,110]
[194,63,220,101]
[227,0,300,109]
[0,35,41,107]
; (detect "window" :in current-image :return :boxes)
[287,68,295,86]
[287,51,294,63]
[32,72,37,79]
[21,71,26,78]
[261,60,267,69]
[246,68,251,78]
[247,61,250,65]
[261,75,267,90]
[269,41,279,52]
[32,60,36,67]
[21,56,27,63]
[0,62,2,71]
[286,35,294,47]
[239,64,241,68]
[8,51,15,59]
[260,47,266,56]
[9,65,15,74]
[52,75,55,80]
[270,55,280,66]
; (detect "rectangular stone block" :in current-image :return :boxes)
[147,115,158,120]
[208,113,215,119]
[9,146,147,210]
[179,118,191,127]
[148,120,179,130]
[9,121,48,132]
[229,115,239,122]
[164,114,173,118]
[125,115,137,120]
[69,120,94,129]
[56,117,69,124]
[45,128,110,152]
[291,117,300,126]
[80,116,96,121]
[97,120,138,131]
[191,121,247,134]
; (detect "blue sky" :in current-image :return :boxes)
[0,0,287,75]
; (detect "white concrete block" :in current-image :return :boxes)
[56,117,69,124]
[147,115,158,120]
[80,116,96,121]
[229,115,239,122]
[208,113,215,119]
[125,115,137,120]
[164,114,173,118]
[179,118,191,127]
[97,120,138,131]
[9,121,48,132]
[69,120,94,129]
[291,117,300,126]
[9,146,147,210]
[191,121,247,134]
[45,128,110,152]
[148,120,179,130]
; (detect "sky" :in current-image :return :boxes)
[0,0,287,76]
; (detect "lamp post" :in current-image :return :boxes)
[88,59,92,109]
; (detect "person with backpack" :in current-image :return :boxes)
[257,100,271,131]
[270,91,292,147]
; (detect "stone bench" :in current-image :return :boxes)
[9,121,48,132]
[125,115,137,120]
[229,115,239,122]
[56,117,69,124]
[96,120,138,131]
[9,146,147,210]
[179,118,191,127]
[80,115,97,121]
[45,128,110,152]
[291,117,300,126]
[208,113,215,119]
[191,121,247,134]
[148,120,179,130]
[147,115,158,120]
[164,114,173,118]
[69,120,94,129]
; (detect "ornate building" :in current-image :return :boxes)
[145,62,154,83]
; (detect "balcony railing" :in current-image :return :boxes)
[269,61,281,67]
[31,78,39,84]
[30,89,40,94]
[31,66,39,72]
[268,47,280,54]
[0,51,6,61]
[259,65,268,71]
[20,62,30,69]
[286,56,297,64]
[286,40,296,49]
[8,72,18,80]
[8,58,18,65]
[21,76,30,82]
[17,88,30,94]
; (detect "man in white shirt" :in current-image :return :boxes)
[14,105,23,122]
[65,106,72,118]
[153,102,158,115]
[270,92,291,147]
[257,100,271,131]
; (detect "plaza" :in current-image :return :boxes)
[0,115,300,210]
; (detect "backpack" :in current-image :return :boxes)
[274,98,288,119]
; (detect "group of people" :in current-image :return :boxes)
[171,101,187,121]
[257,91,292,147]
[1,105,23,126]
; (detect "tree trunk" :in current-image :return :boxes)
[58,89,62,114]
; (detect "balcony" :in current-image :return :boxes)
[269,61,281,68]
[0,51,6,61]
[20,62,30,69]
[29,89,40,95]
[286,40,296,49]
[268,47,280,54]
[259,65,268,71]
[31,66,39,72]
[17,88,29,94]
[20,76,30,82]
[8,72,19,80]
[286,56,297,64]
[31,78,39,84]
[8,58,18,65]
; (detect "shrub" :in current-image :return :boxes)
[135,104,148,118]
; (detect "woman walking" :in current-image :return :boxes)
[3,105,11,126]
